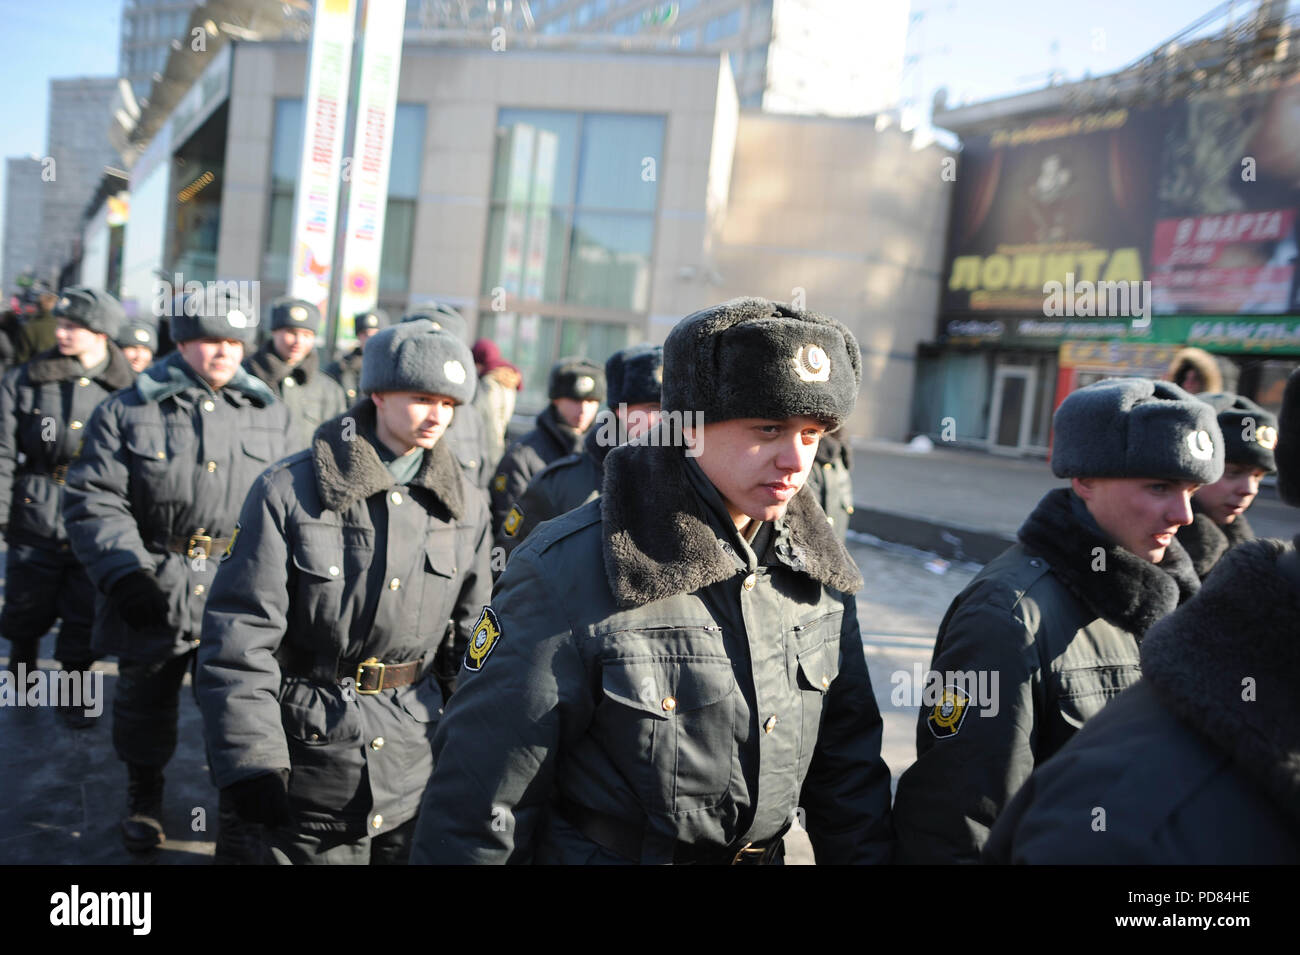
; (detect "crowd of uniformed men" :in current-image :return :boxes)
[0,283,1296,864]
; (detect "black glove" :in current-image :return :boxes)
[223,770,292,828]
[110,570,171,631]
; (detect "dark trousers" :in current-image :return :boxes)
[113,650,197,768]
[1,540,97,666]
[267,816,418,865]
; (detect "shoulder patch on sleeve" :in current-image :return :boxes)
[221,523,241,561]
[502,505,524,537]
[927,685,971,739]
[465,607,502,671]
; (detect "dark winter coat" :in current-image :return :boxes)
[489,404,583,540]
[891,487,1200,864]
[0,345,135,545]
[502,419,611,558]
[804,433,853,543]
[985,535,1300,863]
[1175,498,1255,580]
[63,352,292,662]
[196,400,493,836]
[244,342,347,454]
[324,347,364,403]
[444,399,491,492]
[411,436,894,865]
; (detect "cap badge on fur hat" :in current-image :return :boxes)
[58,297,70,310]
[1186,429,1216,460]
[444,360,467,384]
[133,328,150,343]
[1257,426,1278,450]
[576,375,595,396]
[226,309,250,329]
[794,344,830,383]
[289,306,308,323]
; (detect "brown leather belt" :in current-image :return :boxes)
[337,657,424,695]
[166,530,233,560]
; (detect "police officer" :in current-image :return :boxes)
[0,287,136,728]
[500,343,662,557]
[325,308,388,403]
[115,319,158,375]
[804,432,854,543]
[1176,393,1277,579]
[986,369,1300,863]
[244,297,346,452]
[412,298,894,865]
[489,356,604,540]
[197,319,492,864]
[892,378,1219,863]
[63,303,291,853]
[401,306,491,491]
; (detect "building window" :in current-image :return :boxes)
[264,99,426,294]
[478,311,632,412]
[480,109,664,407]
[703,8,741,44]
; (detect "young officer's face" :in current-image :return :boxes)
[553,397,600,432]
[121,345,153,373]
[177,337,244,389]
[694,415,827,530]
[273,327,315,366]
[1193,463,1268,525]
[54,318,103,358]
[1072,476,1201,563]
[616,401,661,442]
[373,391,456,454]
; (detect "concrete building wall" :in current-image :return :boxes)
[2,158,45,296]
[709,111,953,441]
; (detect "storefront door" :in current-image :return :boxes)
[988,365,1037,455]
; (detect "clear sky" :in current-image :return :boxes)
[0,0,1259,283]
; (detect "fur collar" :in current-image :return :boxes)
[1017,488,1200,638]
[137,351,276,406]
[311,398,463,519]
[1179,501,1255,579]
[27,343,135,391]
[537,404,584,458]
[246,340,320,388]
[600,437,863,608]
[1142,535,1300,826]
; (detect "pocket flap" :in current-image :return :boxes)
[796,641,840,693]
[291,526,345,580]
[125,430,167,461]
[424,533,458,578]
[600,658,735,717]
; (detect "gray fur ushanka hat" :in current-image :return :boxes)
[661,297,861,427]
[54,286,125,338]
[360,318,477,404]
[606,344,663,407]
[1052,377,1224,484]
[1197,392,1278,473]
[549,356,606,403]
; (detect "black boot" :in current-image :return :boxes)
[121,764,165,853]
[212,791,270,865]
[55,660,96,730]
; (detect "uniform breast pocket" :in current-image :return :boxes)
[790,612,843,771]
[125,428,192,502]
[290,526,347,633]
[1054,662,1140,730]
[596,656,737,815]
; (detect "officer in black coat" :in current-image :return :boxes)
[325,308,388,403]
[114,319,158,375]
[500,344,662,557]
[0,287,136,727]
[244,298,347,453]
[986,369,1300,863]
[804,433,853,543]
[197,319,492,864]
[63,304,292,853]
[489,356,604,542]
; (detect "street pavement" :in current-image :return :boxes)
[0,532,973,866]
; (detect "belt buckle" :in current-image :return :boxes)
[52,464,68,485]
[730,842,769,865]
[355,657,385,695]
[186,532,213,560]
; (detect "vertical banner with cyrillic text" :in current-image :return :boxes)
[288,0,356,315]
[338,0,406,328]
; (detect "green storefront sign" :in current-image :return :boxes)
[944,315,1300,353]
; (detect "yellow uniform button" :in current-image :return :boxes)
[764,715,778,734]
[347,389,356,399]
[155,451,165,460]
[742,573,756,591]
[661,696,677,712]
[846,505,854,514]
[823,462,832,470]
[328,565,340,577]
[390,492,402,505]
[202,400,215,412]
[370,737,385,751]
[388,577,401,590]
[70,420,83,430]
[78,377,90,387]
[193,584,205,596]
[821,674,830,689]
[826,516,834,525]
[371,814,383,829]
[283,378,296,389]
[206,461,217,472]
